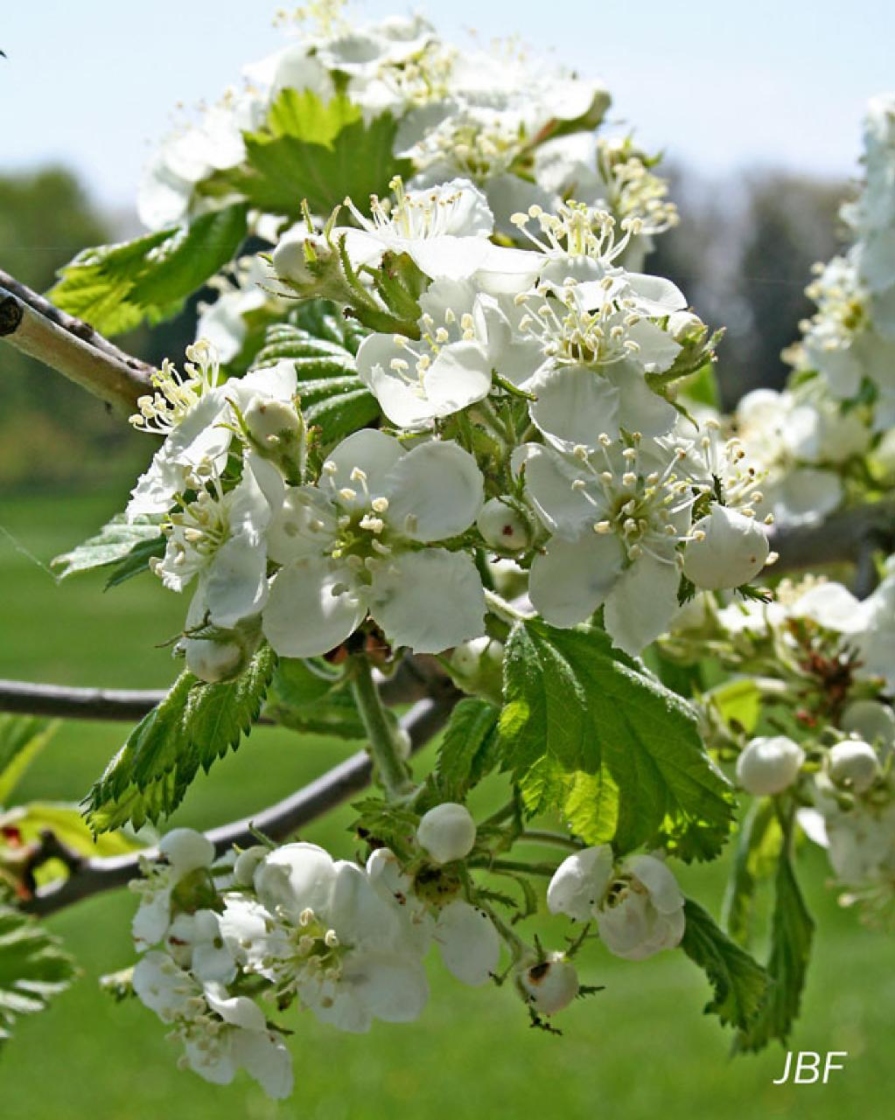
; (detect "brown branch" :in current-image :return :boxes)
[21,694,458,918]
[0,656,454,723]
[769,498,895,588]
[0,273,153,413]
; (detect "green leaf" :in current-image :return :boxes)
[86,645,277,832]
[49,203,249,335]
[680,899,770,1032]
[215,90,413,219]
[708,678,763,735]
[722,799,783,947]
[0,717,57,806]
[0,905,77,1046]
[735,844,815,1052]
[498,621,733,855]
[437,698,501,801]
[263,658,365,739]
[253,305,379,446]
[51,514,164,584]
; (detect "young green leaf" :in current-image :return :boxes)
[0,717,57,806]
[0,906,77,1047]
[679,899,770,1032]
[212,89,413,219]
[49,203,249,335]
[721,799,784,947]
[51,514,164,584]
[498,620,733,855]
[436,698,501,802]
[735,845,815,1052]
[86,645,277,833]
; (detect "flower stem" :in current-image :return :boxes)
[349,655,414,800]
[517,830,583,851]
[484,588,534,624]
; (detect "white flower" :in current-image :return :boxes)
[131,829,216,949]
[355,277,512,427]
[221,842,430,1034]
[736,736,805,796]
[338,177,497,280]
[547,846,685,960]
[416,803,477,864]
[365,847,500,987]
[262,429,486,656]
[517,436,699,654]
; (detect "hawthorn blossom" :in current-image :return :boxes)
[220,842,430,1033]
[262,428,485,657]
[516,435,701,654]
[547,846,685,960]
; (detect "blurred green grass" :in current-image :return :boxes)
[0,491,892,1119]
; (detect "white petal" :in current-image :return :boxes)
[434,900,500,986]
[623,855,684,915]
[604,555,681,655]
[514,444,597,537]
[528,365,621,447]
[546,846,614,921]
[369,550,485,653]
[234,1029,294,1100]
[204,985,266,1032]
[422,341,493,415]
[322,429,405,501]
[385,441,483,541]
[605,360,679,436]
[529,535,623,628]
[263,558,365,658]
[254,842,336,921]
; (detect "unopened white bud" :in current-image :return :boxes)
[828,739,880,793]
[667,310,706,345]
[184,637,248,683]
[518,953,579,1016]
[736,735,805,796]
[159,829,215,875]
[233,845,269,887]
[683,505,769,590]
[272,228,327,286]
[416,803,476,864]
[476,499,531,553]
[244,397,302,445]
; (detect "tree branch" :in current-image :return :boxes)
[21,694,458,917]
[0,655,455,722]
[769,498,895,586]
[0,272,153,413]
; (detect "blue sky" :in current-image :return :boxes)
[4,0,895,213]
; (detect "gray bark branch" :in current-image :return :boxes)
[0,272,153,413]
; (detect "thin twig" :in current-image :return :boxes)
[0,656,457,723]
[0,277,153,413]
[769,498,895,585]
[21,694,458,918]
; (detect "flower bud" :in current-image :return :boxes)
[683,505,769,590]
[184,636,250,683]
[736,735,805,796]
[517,952,579,1015]
[476,498,531,553]
[416,803,476,864]
[159,829,215,876]
[272,227,330,287]
[244,397,303,447]
[448,636,504,703]
[668,310,707,345]
[841,699,895,751]
[828,739,880,793]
